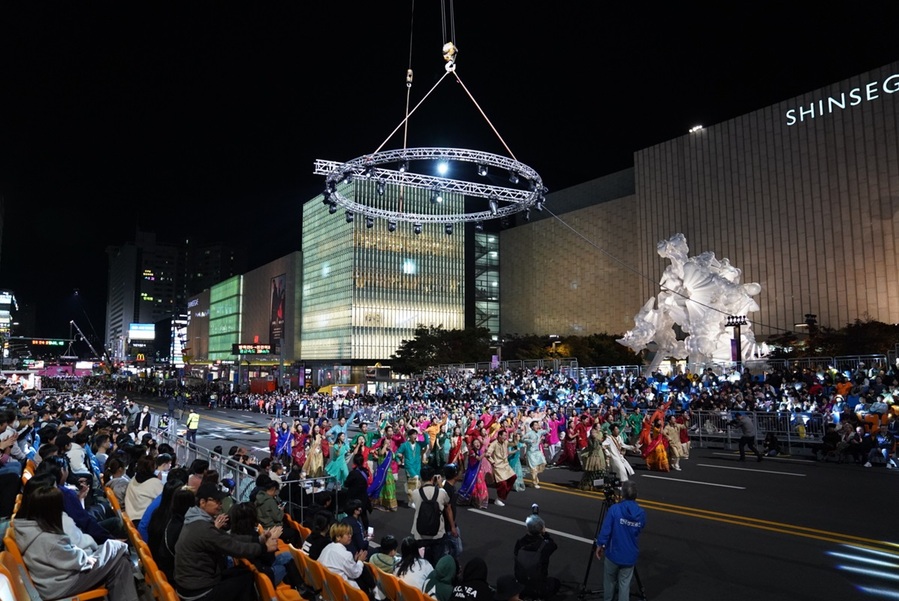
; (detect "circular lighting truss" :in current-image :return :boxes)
[314,147,547,225]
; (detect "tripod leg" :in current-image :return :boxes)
[631,566,647,601]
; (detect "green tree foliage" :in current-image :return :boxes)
[501,333,639,365]
[390,325,493,375]
[767,317,899,358]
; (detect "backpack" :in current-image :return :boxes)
[515,539,546,583]
[415,484,442,536]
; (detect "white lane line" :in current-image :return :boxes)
[640,474,745,489]
[697,463,806,476]
[468,509,595,544]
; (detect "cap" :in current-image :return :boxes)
[494,575,524,601]
[195,483,228,502]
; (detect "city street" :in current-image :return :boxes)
[141,399,898,601]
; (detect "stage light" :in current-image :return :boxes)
[398,158,409,172]
[328,203,338,215]
[345,211,354,223]
[524,209,530,222]
[475,221,484,232]
[489,195,498,216]
[431,186,443,204]
[376,176,386,196]
[365,216,375,229]
[413,223,422,235]
[445,223,453,235]
[387,220,397,232]
[477,163,488,177]
[509,170,519,184]
[437,161,449,176]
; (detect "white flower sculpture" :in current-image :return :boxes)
[618,234,768,370]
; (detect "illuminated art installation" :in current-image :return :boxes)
[618,233,769,371]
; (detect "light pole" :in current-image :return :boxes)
[725,315,748,372]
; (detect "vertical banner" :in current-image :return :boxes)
[270,274,286,345]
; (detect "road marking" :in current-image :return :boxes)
[710,451,810,464]
[468,509,595,544]
[698,463,806,476]
[640,475,745,489]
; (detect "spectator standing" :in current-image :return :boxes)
[731,412,763,462]
[595,481,645,601]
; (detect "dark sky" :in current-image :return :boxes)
[2,2,898,340]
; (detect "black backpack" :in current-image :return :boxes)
[515,539,546,583]
[415,484,442,536]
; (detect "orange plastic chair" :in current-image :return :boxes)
[153,572,178,601]
[304,558,328,598]
[104,487,122,517]
[319,567,348,601]
[2,531,109,601]
[397,576,430,601]
[375,569,402,601]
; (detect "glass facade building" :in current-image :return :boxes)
[302,180,465,362]
[208,275,242,361]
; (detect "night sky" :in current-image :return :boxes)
[2,2,898,341]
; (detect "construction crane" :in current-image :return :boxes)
[69,320,114,374]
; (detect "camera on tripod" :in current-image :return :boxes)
[594,474,621,499]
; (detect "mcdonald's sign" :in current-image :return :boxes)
[136,354,146,362]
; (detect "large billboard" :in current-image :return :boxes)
[270,274,285,346]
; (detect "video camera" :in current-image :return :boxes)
[594,474,622,500]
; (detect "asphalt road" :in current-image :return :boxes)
[138,398,899,601]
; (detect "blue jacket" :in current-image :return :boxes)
[596,499,645,567]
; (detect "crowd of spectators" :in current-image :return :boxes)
[1,357,896,601]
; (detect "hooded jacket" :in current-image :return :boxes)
[254,488,284,529]
[596,499,645,567]
[14,518,92,598]
[173,505,265,591]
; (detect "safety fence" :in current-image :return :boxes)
[682,409,842,454]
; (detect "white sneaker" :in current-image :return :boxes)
[888,463,895,470]
[534,484,541,489]
[674,465,682,471]
[494,499,505,507]
[408,503,416,510]
[864,462,872,468]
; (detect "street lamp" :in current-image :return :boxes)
[725,315,748,372]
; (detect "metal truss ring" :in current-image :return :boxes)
[314,147,546,224]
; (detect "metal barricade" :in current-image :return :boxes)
[279,475,339,525]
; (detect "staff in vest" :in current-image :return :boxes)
[186,408,200,445]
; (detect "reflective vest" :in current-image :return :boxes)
[186,412,200,430]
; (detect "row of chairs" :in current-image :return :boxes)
[108,485,177,601]
[275,512,434,601]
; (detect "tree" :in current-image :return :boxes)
[390,325,493,375]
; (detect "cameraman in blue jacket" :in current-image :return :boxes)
[595,480,645,601]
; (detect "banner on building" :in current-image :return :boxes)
[270,274,286,345]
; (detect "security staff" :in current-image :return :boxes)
[186,408,200,444]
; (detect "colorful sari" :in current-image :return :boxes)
[372,449,397,511]
[507,442,527,492]
[457,449,489,509]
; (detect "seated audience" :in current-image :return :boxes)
[14,481,139,601]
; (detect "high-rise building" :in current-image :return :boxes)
[301,180,465,374]
[105,231,244,363]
